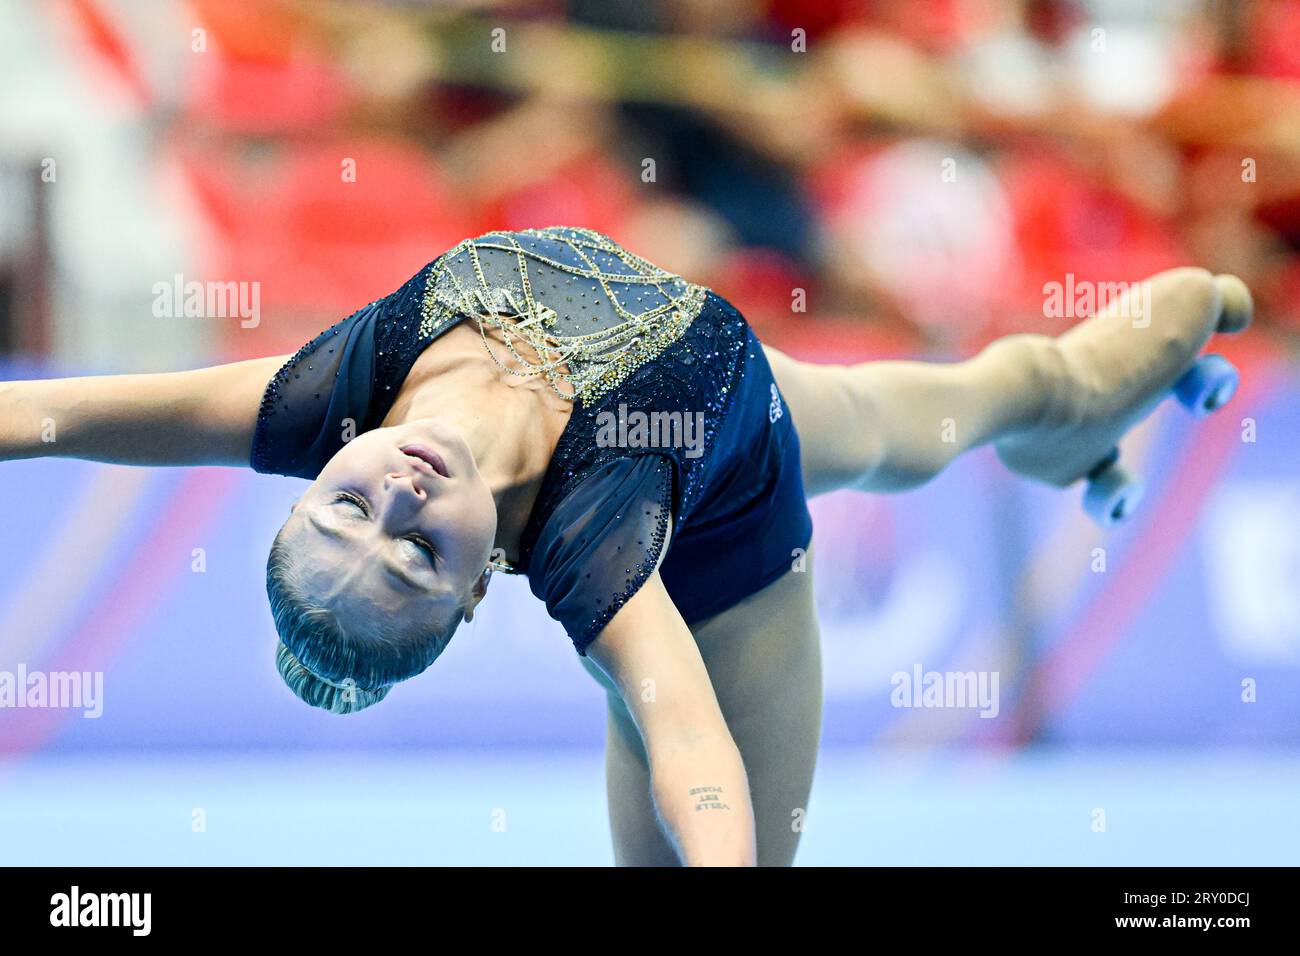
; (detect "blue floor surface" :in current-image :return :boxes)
[1,747,1296,865]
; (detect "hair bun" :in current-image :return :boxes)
[275,641,390,715]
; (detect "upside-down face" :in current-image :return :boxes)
[279,418,497,646]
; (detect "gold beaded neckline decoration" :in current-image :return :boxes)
[419,226,708,403]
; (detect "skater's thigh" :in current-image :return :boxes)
[764,345,877,496]
[578,656,681,866]
[690,545,823,866]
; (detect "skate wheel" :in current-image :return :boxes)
[1083,464,1145,527]
[1173,354,1238,417]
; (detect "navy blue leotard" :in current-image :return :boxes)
[251,227,812,654]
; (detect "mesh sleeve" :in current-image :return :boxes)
[249,264,431,479]
[527,455,674,655]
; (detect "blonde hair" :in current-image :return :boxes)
[275,640,389,715]
[265,524,460,715]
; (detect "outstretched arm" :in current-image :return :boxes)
[0,354,289,467]
[586,570,757,867]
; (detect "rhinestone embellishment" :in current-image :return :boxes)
[419,226,707,403]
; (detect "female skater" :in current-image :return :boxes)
[0,226,1251,866]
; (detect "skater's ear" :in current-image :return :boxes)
[462,566,493,623]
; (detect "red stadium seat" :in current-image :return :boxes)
[176,139,471,357]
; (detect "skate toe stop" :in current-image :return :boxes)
[1213,274,1254,333]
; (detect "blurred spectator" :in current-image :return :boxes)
[5,0,1300,367]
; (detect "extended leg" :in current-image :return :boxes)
[767,268,1250,498]
[765,334,1050,496]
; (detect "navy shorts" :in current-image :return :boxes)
[658,321,813,624]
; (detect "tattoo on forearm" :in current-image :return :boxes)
[689,786,731,811]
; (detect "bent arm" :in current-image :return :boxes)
[586,571,756,867]
[0,354,289,467]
